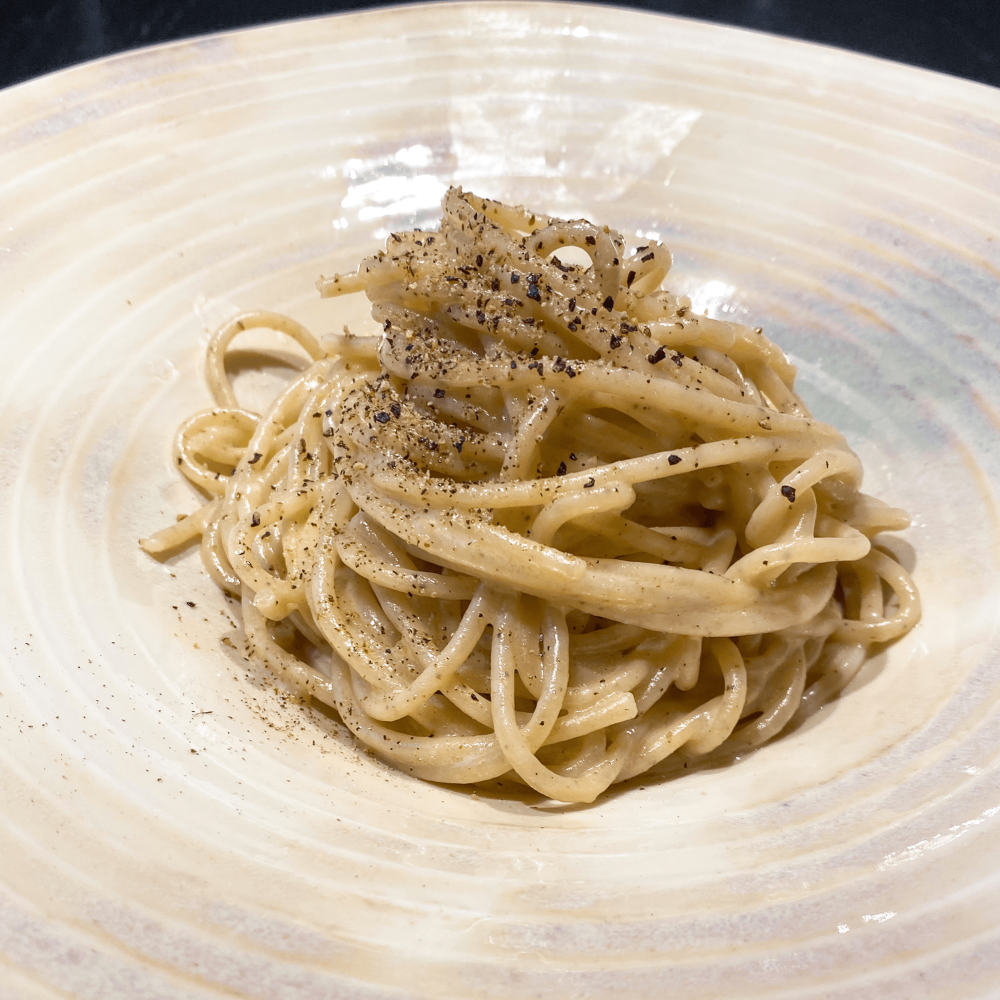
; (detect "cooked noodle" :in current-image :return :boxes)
[142,188,920,803]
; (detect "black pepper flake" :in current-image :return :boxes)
[427,441,438,451]
[626,270,636,287]
[523,317,535,326]
[584,477,595,488]
[476,254,483,267]
[476,309,486,324]
[383,319,392,331]
[455,437,465,453]
[390,233,402,242]
[528,273,541,283]
[568,297,576,312]
[552,357,566,372]
[672,352,685,366]
[491,278,500,291]
[566,366,577,378]
[648,346,667,364]
[602,295,615,311]
[585,235,596,245]
[324,409,332,416]
[556,461,567,475]
[570,453,577,460]
[641,251,655,262]
[390,403,401,417]
[251,512,260,527]
[668,454,682,465]
[781,484,797,502]
[609,333,623,349]
[434,388,446,398]
[511,273,520,284]
[530,347,539,356]
[374,411,391,423]
[323,427,335,437]
[591,307,598,315]
[510,360,517,369]
[248,452,263,465]
[526,284,541,302]
[186,601,196,608]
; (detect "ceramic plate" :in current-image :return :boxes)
[2,3,1000,997]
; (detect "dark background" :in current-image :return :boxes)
[2,0,999,92]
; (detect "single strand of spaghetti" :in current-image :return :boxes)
[140,498,220,554]
[206,311,324,408]
[856,562,886,621]
[324,332,381,360]
[500,389,563,481]
[438,681,495,729]
[510,595,544,699]
[200,511,243,593]
[529,482,636,545]
[316,272,367,297]
[727,532,870,586]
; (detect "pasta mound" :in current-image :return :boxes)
[143,188,920,803]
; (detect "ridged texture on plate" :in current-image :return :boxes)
[1,3,999,997]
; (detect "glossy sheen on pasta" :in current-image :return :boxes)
[142,188,920,803]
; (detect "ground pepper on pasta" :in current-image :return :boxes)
[141,188,920,803]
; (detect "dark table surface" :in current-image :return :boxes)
[3,0,998,92]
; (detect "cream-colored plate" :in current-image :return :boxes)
[2,4,1000,997]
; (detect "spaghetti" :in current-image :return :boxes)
[142,188,920,803]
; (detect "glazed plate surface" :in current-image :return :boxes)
[2,4,1000,997]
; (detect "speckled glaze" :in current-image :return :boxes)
[2,4,999,997]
